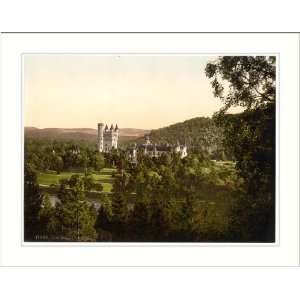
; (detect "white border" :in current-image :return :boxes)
[0,33,299,266]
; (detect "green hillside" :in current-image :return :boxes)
[132,117,226,157]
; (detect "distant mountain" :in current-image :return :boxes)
[24,127,150,144]
[25,118,226,157]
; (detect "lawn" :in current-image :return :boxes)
[38,168,115,193]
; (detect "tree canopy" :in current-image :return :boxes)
[205,56,276,242]
[205,56,276,112]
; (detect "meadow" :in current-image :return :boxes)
[37,167,115,193]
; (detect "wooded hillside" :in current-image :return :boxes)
[133,117,227,158]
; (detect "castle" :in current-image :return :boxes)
[127,135,187,164]
[97,122,188,162]
[97,123,119,152]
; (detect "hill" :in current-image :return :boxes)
[25,118,227,158]
[25,127,150,145]
[132,117,225,157]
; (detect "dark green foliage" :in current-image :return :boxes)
[24,163,44,241]
[206,56,276,242]
[25,144,243,242]
[205,56,276,111]
[38,194,58,238]
[99,152,238,242]
[214,106,275,241]
[95,194,113,241]
[91,152,105,171]
[25,138,106,172]
[129,198,150,241]
[111,173,131,240]
[54,175,97,241]
[28,174,99,242]
[83,175,95,191]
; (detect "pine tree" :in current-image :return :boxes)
[24,163,43,241]
[55,175,97,241]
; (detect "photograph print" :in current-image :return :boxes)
[24,54,276,243]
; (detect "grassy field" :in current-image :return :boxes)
[38,168,115,193]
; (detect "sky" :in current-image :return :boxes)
[24,55,241,130]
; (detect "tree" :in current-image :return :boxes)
[130,197,151,241]
[24,163,43,241]
[205,56,275,112]
[56,175,97,241]
[111,173,131,240]
[38,194,58,239]
[95,194,113,240]
[205,56,276,242]
[52,155,64,174]
[92,152,105,172]
[83,174,95,191]
[94,183,104,192]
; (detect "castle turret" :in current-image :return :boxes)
[112,124,118,149]
[110,124,114,131]
[97,123,104,152]
[145,135,151,145]
[175,140,181,153]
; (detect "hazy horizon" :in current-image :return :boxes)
[24,55,242,130]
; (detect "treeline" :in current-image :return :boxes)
[25,138,124,173]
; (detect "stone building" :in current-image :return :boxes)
[127,135,187,164]
[97,123,119,152]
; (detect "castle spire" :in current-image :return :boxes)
[115,124,119,131]
[110,124,114,130]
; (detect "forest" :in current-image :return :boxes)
[24,56,276,243]
[131,117,228,160]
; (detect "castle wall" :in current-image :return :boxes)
[103,132,113,152]
[128,137,188,163]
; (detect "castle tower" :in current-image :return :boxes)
[112,124,119,149]
[175,140,181,153]
[97,123,104,152]
[145,135,151,145]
